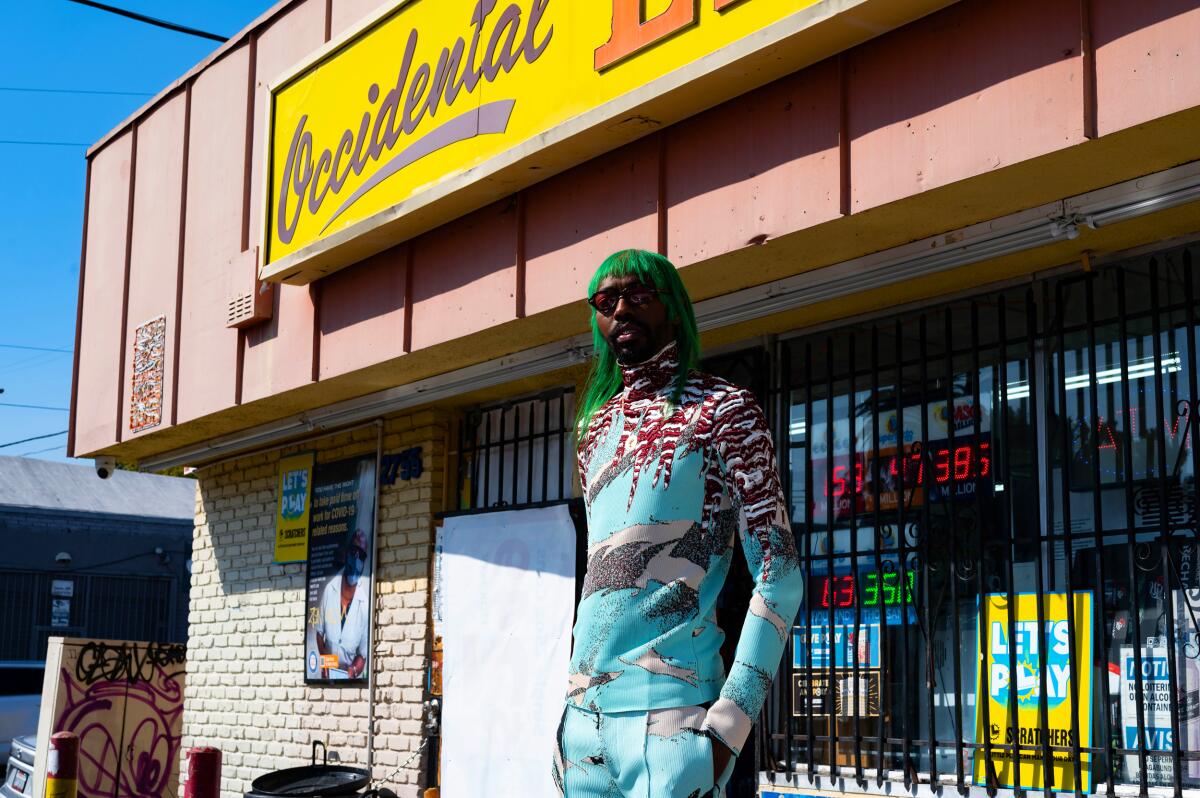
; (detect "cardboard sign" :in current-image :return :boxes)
[792,671,881,718]
[973,592,1094,793]
[274,453,314,563]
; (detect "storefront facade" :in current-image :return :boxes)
[71,0,1200,796]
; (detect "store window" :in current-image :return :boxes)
[454,387,576,511]
[760,245,1200,796]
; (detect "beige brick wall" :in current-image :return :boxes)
[181,411,449,798]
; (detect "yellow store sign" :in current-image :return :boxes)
[974,592,1094,793]
[262,0,954,283]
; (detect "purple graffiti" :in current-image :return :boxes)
[56,646,184,798]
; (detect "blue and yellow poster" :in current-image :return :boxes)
[973,592,1094,792]
[274,453,314,563]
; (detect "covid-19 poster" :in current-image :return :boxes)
[303,454,377,684]
[973,592,1094,792]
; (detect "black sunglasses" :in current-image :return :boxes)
[588,285,660,317]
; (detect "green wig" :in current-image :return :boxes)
[574,249,701,438]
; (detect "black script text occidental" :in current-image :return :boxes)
[276,0,553,247]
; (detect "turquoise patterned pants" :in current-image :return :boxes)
[552,703,736,797]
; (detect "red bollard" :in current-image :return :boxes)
[45,732,78,798]
[185,747,222,798]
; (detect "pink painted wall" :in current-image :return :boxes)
[74,133,132,454]
[72,0,1200,455]
[318,245,407,380]
[524,138,660,316]
[848,0,1084,212]
[1093,0,1200,136]
[330,0,387,38]
[242,0,325,404]
[409,202,518,352]
[121,92,187,440]
[667,60,842,269]
[177,45,251,424]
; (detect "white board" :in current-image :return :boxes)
[438,505,576,798]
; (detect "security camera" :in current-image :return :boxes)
[55,552,72,566]
[94,456,116,480]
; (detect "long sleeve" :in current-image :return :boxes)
[701,389,802,755]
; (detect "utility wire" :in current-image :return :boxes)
[63,0,229,42]
[0,85,153,98]
[0,402,70,412]
[0,343,73,353]
[0,139,87,148]
[19,444,66,457]
[0,430,68,449]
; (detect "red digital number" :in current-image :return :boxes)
[934,448,950,484]
[819,575,857,608]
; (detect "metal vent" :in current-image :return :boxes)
[225,247,272,329]
[227,292,255,327]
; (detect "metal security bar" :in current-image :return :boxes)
[454,387,576,511]
[0,569,180,660]
[757,243,1200,798]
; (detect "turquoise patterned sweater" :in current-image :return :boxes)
[567,343,802,755]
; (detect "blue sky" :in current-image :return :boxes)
[0,0,271,462]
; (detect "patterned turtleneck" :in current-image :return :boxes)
[567,342,802,755]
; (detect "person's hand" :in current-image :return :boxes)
[711,737,733,786]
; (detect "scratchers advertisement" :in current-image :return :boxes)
[973,592,1094,792]
[274,452,314,563]
[303,455,377,684]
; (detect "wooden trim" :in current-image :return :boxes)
[115,124,139,444]
[171,83,193,427]
[839,51,852,217]
[311,280,323,383]
[1080,0,1098,140]
[657,131,669,256]
[515,192,526,319]
[236,32,259,407]
[403,242,414,354]
[324,0,333,42]
[241,32,258,253]
[67,159,94,458]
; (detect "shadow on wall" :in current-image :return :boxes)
[197,452,307,600]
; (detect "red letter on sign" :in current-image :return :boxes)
[595,0,697,71]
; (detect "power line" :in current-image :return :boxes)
[0,343,73,353]
[0,402,70,411]
[0,430,68,449]
[0,139,87,148]
[19,444,66,457]
[63,0,229,43]
[0,85,153,98]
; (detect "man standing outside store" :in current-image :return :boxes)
[553,250,802,797]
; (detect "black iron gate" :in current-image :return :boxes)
[0,570,179,660]
[762,243,1200,797]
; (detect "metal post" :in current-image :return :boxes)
[44,732,78,798]
[367,419,384,778]
[184,747,222,798]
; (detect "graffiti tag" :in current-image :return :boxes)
[74,641,187,685]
